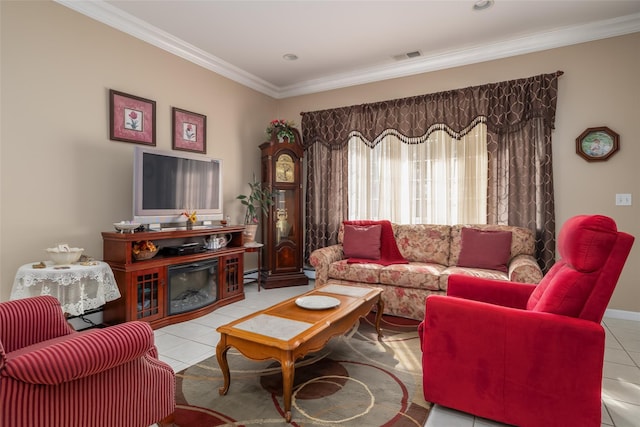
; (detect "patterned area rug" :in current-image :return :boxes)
[173,314,430,426]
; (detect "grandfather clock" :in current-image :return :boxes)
[259,128,308,288]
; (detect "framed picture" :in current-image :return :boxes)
[109,89,156,145]
[172,107,207,154]
[576,126,619,162]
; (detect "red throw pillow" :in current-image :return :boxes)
[343,224,382,260]
[457,228,512,273]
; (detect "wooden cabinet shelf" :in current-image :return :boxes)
[102,225,246,329]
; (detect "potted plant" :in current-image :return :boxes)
[236,174,276,243]
[265,119,296,143]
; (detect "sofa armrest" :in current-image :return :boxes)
[309,244,344,286]
[447,274,536,309]
[5,321,157,385]
[508,254,543,283]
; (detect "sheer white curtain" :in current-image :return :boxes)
[348,123,487,225]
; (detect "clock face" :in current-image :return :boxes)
[275,154,295,183]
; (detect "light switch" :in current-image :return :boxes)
[615,194,632,206]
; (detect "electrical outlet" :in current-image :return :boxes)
[615,194,632,206]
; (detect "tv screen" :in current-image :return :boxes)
[133,147,223,224]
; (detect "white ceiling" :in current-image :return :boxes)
[57,0,640,99]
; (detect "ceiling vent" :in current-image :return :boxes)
[393,50,422,61]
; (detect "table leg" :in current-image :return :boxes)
[281,356,295,422]
[216,337,231,395]
[375,296,384,339]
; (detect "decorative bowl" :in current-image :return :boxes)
[46,247,84,265]
[114,221,141,233]
[132,240,159,260]
[133,248,159,260]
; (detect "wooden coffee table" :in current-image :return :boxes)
[216,283,384,422]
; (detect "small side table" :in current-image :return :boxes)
[244,243,264,292]
[11,261,121,316]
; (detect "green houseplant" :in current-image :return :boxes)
[237,173,275,223]
[237,175,276,243]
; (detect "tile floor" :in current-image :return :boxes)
[154,282,640,427]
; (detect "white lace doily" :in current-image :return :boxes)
[11,261,121,316]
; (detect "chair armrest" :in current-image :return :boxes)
[0,296,74,353]
[508,254,544,283]
[309,244,344,286]
[447,274,536,309]
[4,321,156,385]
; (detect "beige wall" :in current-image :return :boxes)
[1,1,276,300]
[2,2,639,314]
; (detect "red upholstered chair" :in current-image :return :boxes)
[418,215,634,427]
[0,295,175,427]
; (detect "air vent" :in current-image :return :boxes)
[392,50,422,61]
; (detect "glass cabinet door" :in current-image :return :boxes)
[274,189,295,245]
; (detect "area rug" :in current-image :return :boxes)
[172,314,431,426]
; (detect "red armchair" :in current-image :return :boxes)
[419,215,634,427]
[0,295,175,427]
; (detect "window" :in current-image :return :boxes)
[348,123,487,225]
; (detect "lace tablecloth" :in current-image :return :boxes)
[11,261,121,316]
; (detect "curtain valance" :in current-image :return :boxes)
[301,71,562,147]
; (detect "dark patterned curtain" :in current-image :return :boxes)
[301,71,562,272]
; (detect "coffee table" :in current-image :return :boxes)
[216,283,384,422]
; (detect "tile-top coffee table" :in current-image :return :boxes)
[216,283,384,422]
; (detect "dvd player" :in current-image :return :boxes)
[163,243,205,256]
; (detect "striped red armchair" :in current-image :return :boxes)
[0,295,175,427]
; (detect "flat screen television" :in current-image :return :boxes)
[133,146,223,225]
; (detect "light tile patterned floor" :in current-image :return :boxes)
[154,282,640,427]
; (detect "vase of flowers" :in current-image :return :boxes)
[236,174,276,243]
[266,119,296,143]
[182,210,197,228]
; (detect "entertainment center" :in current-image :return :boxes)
[102,225,245,329]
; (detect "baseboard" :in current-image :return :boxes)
[604,308,640,322]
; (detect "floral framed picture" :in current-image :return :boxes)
[109,89,156,145]
[172,107,207,154]
[576,126,619,162]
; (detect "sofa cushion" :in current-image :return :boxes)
[328,260,383,284]
[449,224,535,267]
[343,224,381,259]
[440,266,509,290]
[343,220,408,265]
[379,262,444,291]
[457,228,512,273]
[394,224,452,265]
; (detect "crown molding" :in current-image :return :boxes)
[55,1,640,99]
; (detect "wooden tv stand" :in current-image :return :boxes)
[102,225,245,329]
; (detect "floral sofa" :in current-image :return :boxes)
[309,222,544,320]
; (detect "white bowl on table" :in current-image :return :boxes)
[46,247,84,265]
[113,221,141,233]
